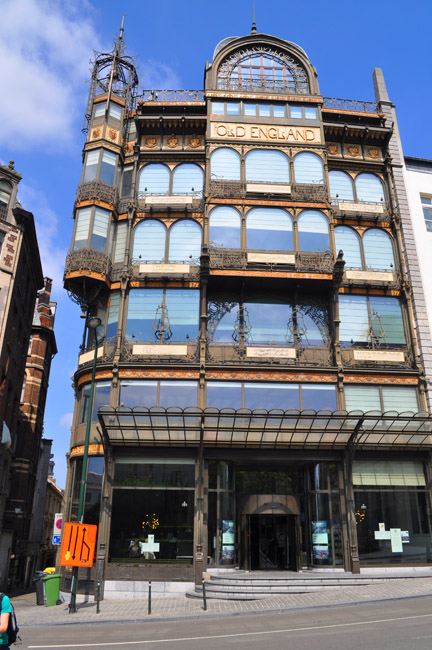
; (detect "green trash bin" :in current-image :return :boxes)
[41,573,62,606]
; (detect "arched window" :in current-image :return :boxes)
[133,220,166,262]
[328,171,354,202]
[245,150,289,183]
[217,49,310,94]
[210,148,241,180]
[293,152,324,184]
[334,227,362,269]
[297,211,330,252]
[355,173,384,203]
[0,180,12,207]
[168,220,202,262]
[209,207,241,248]
[138,163,170,195]
[246,208,293,251]
[363,229,395,270]
[172,164,204,195]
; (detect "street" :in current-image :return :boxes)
[24,595,432,649]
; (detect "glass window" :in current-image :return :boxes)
[244,383,300,410]
[339,295,406,347]
[83,150,99,183]
[290,105,302,118]
[245,298,292,344]
[120,165,133,197]
[73,207,91,250]
[345,385,418,413]
[91,207,110,251]
[168,220,202,262]
[100,150,117,185]
[210,148,241,181]
[139,163,170,195]
[206,382,336,410]
[244,103,256,116]
[211,102,224,114]
[273,104,285,117]
[363,229,395,271]
[206,382,242,410]
[113,222,127,264]
[108,103,122,120]
[328,171,354,202]
[334,226,362,269]
[246,208,293,251]
[126,289,199,342]
[159,381,198,408]
[258,104,271,117]
[0,180,12,207]
[421,196,432,231]
[119,380,198,408]
[344,385,381,412]
[120,380,158,407]
[381,386,419,412]
[301,385,337,410]
[353,460,426,487]
[114,460,195,488]
[304,106,317,119]
[209,207,241,249]
[293,152,324,184]
[80,381,111,423]
[133,220,166,262]
[226,102,239,115]
[355,173,385,203]
[245,150,289,183]
[106,292,120,340]
[172,164,203,195]
[297,211,330,252]
[93,102,105,118]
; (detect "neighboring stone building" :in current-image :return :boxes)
[0,161,57,592]
[39,467,64,571]
[63,26,432,599]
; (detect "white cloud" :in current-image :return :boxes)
[60,412,73,429]
[0,0,103,150]
[16,182,68,292]
[140,60,182,90]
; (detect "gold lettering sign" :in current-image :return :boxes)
[210,122,321,144]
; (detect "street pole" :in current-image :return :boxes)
[69,317,102,613]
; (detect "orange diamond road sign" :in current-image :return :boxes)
[60,523,97,567]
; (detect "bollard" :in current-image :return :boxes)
[148,581,151,615]
[202,579,207,611]
[96,581,100,614]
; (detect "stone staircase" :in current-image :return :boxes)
[186,570,432,600]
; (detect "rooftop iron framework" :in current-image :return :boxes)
[98,407,432,450]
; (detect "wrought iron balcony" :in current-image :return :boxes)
[292,183,328,203]
[331,200,389,221]
[64,248,112,280]
[136,90,205,103]
[322,97,378,113]
[208,180,246,199]
[208,249,333,274]
[119,342,199,364]
[75,180,119,207]
[341,346,413,370]
[217,79,309,95]
[207,344,332,367]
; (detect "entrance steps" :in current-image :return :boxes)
[186,569,432,601]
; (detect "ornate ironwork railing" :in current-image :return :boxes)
[292,183,328,202]
[136,90,205,103]
[64,248,112,279]
[217,79,309,95]
[207,344,332,367]
[119,342,199,363]
[322,97,378,113]
[75,180,119,207]
[209,249,247,269]
[296,252,333,274]
[130,261,201,281]
[341,347,413,370]
[208,180,246,199]
[208,249,334,274]
[331,201,389,220]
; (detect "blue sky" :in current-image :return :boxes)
[0,0,430,488]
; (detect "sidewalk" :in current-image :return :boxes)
[12,577,432,626]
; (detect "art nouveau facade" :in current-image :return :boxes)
[63,30,432,595]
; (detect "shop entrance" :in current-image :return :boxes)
[249,514,297,570]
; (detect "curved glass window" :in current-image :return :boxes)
[217,50,309,95]
[138,164,170,195]
[126,288,200,342]
[245,150,289,183]
[133,220,166,262]
[106,292,120,340]
[329,171,354,202]
[246,208,293,251]
[172,164,204,195]
[298,211,330,252]
[363,229,395,271]
[209,207,241,249]
[168,220,202,262]
[0,180,12,207]
[73,206,110,252]
[210,148,241,181]
[293,152,324,184]
[355,173,385,203]
[334,227,362,269]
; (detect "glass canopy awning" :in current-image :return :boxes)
[98,407,432,449]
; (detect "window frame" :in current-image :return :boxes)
[81,148,118,186]
[72,205,112,253]
[138,162,204,197]
[339,294,407,348]
[334,226,396,272]
[421,195,432,232]
[329,170,386,205]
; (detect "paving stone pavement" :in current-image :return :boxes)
[11,577,432,626]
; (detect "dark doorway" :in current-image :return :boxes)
[249,514,296,570]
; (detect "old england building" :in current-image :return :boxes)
[63,26,432,597]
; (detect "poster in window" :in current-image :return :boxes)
[222,545,235,561]
[222,519,235,545]
[312,520,329,544]
[313,545,329,560]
